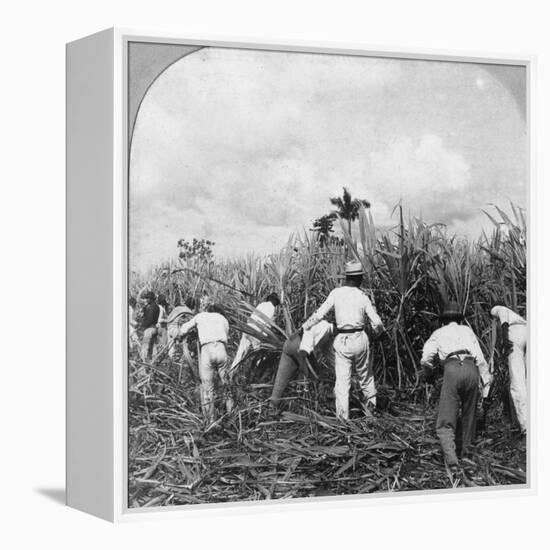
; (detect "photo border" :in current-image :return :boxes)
[117,28,535,521]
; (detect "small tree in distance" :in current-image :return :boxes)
[178,237,215,262]
[310,212,337,246]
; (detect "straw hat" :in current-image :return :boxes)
[344,261,365,276]
[439,301,464,321]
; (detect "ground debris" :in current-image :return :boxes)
[128,359,527,508]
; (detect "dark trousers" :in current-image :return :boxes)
[436,358,479,466]
[270,334,301,404]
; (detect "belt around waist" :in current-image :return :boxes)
[337,327,365,334]
[200,340,226,348]
[443,355,475,366]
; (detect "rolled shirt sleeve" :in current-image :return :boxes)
[179,316,197,337]
[302,290,336,331]
[421,334,440,371]
[364,296,383,332]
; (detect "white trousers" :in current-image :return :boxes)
[129,326,140,352]
[230,333,260,370]
[333,331,375,420]
[508,324,527,432]
[199,342,228,423]
[167,335,177,359]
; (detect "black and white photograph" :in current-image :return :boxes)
[127,42,527,508]
[7,0,550,545]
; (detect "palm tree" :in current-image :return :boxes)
[330,187,371,236]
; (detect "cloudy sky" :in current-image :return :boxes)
[130,47,526,272]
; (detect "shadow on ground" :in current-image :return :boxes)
[35,487,66,505]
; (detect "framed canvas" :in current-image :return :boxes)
[66,28,534,522]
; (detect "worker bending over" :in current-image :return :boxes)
[270,320,334,408]
[421,301,492,469]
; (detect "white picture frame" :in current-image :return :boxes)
[66,27,535,522]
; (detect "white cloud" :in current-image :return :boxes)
[370,134,470,193]
[367,134,474,222]
[130,48,526,271]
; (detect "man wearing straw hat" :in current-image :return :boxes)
[302,261,383,420]
[421,301,492,469]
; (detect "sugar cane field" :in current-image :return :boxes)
[128,202,527,508]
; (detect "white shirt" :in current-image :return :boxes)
[490,306,526,326]
[178,312,229,346]
[248,301,276,332]
[421,322,491,393]
[299,320,334,354]
[302,286,383,331]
